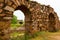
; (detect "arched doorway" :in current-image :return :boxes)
[15,5,32,33]
[48,13,56,32]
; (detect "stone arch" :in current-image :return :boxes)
[0,0,59,40]
[0,0,40,40]
[15,5,32,33]
[48,13,56,32]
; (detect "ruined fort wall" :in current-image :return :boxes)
[0,0,59,40]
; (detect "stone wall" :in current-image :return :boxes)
[0,0,59,40]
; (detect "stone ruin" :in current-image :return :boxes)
[0,0,59,40]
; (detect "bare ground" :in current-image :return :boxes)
[30,31,60,40]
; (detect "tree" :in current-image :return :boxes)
[11,15,17,24]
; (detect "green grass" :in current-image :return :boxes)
[10,24,23,29]
[10,35,25,40]
[10,31,60,40]
[10,32,25,40]
[10,31,48,40]
[30,31,49,40]
[10,32,24,38]
[30,31,60,40]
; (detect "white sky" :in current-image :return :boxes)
[14,0,60,20]
[14,10,25,20]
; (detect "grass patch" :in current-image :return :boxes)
[10,36,25,40]
[29,31,51,40]
[23,31,50,40]
[10,24,23,29]
[10,32,25,40]
[10,31,60,40]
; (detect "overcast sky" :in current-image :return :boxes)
[14,0,60,20]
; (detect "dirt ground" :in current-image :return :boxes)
[30,31,60,40]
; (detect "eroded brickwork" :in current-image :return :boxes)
[0,0,59,40]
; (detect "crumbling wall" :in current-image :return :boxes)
[0,0,59,40]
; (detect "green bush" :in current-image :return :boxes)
[11,15,17,24]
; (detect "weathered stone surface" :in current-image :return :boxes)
[0,0,59,40]
[4,6,14,11]
[6,12,13,15]
[0,14,6,17]
[3,17,12,20]
[0,3,4,8]
[0,9,3,13]
[5,0,8,3]
[11,0,18,6]
[0,0,4,2]
[12,4,17,9]
[7,0,13,6]
[15,0,21,5]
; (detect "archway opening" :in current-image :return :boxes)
[12,10,25,27]
[14,5,32,33]
[15,5,32,29]
[48,13,56,32]
[10,5,32,40]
